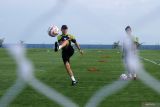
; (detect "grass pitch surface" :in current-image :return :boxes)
[0,48,160,107]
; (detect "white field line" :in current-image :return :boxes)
[140,57,160,66]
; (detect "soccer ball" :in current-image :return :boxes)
[48,25,59,37]
[120,74,128,80]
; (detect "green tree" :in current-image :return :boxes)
[0,38,4,48]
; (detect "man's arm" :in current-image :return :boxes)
[120,40,125,58]
[75,42,83,55]
[70,35,83,55]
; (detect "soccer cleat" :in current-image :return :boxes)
[133,74,137,80]
[133,77,137,80]
[72,81,78,86]
[54,42,59,52]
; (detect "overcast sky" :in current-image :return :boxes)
[0,0,160,44]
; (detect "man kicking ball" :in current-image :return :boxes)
[55,25,83,86]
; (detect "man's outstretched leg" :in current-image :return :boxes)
[64,61,78,86]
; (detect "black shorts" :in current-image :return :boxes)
[62,46,74,64]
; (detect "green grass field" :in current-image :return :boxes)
[0,48,160,107]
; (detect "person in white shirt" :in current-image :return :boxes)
[122,26,138,80]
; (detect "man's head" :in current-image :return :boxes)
[61,25,68,35]
[125,26,132,35]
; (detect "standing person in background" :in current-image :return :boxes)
[122,26,138,80]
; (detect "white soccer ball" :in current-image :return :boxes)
[48,25,59,37]
[120,74,128,80]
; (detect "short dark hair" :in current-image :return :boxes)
[61,25,68,30]
[125,26,131,31]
